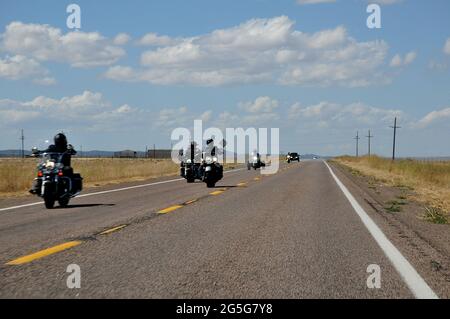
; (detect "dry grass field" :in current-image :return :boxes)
[333,156,450,214]
[0,158,179,197]
[0,157,240,198]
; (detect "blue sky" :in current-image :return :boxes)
[0,0,449,156]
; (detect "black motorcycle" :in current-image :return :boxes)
[31,146,83,209]
[201,147,223,188]
[247,152,265,170]
[179,142,202,183]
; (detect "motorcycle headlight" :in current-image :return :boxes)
[253,156,258,161]
[186,159,192,164]
[45,161,55,169]
[205,166,212,172]
[205,156,213,164]
[212,156,218,162]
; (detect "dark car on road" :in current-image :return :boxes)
[286,152,300,163]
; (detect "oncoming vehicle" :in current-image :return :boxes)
[31,146,83,209]
[286,152,300,163]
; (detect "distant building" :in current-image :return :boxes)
[114,150,137,158]
[146,149,172,159]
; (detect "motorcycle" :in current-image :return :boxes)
[201,152,223,188]
[179,142,202,183]
[247,152,265,170]
[31,146,83,209]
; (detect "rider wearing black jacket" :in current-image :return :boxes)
[29,133,76,194]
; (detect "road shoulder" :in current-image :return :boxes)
[327,160,450,298]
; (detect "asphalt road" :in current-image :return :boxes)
[0,160,442,298]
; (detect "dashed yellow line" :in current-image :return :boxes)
[6,241,82,266]
[254,177,261,181]
[184,199,198,205]
[210,190,225,195]
[99,224,127,235]
[237,182,247,187]
[158,205,184,214]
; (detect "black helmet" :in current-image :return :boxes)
[206,138,214,145]
[54,133,67,148]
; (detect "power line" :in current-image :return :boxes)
[390,117,401,160]
[354,131,360,157]
[366,130,373,156]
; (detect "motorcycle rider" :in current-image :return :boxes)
[30,133,76,194]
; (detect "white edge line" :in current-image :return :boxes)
[324,161,438,299]
[0,167,246,213]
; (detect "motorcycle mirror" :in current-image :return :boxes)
[31,147,38,154]
[178,149,184,156]
[67,144,73,150]
[222,139,227,148]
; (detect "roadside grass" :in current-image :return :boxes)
[0,158,242,197]
[421,207,448,224]
[332,155,450,215]
[0,158,178,197]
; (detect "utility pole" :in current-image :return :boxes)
[20,129,25,158]
[366,130,373,156]
[80,145,83,158]
[354,131,360,157]
[390,117,401,160]
[153,144,156,159]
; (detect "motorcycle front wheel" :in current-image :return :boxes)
[44,196,55,209]
[206,181,216,188]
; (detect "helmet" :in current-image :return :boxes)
[54,133,67,148]
[206,138,214,145]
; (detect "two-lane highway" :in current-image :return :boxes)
[0,161,441,298]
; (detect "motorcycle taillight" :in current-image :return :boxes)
[58,170,63,176]
[37,171,43,177]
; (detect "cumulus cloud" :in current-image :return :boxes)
[390,51,416,67]
[416,107,450,128]
[288,101,403,128]
[0,55,55,84]
[113,33,131,45]
[105,16,390,87]
[1,22,125,68]
[444,38,450,55]
[0,91,144,131]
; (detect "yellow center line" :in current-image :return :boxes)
[158,205,184,214]
[254,177,260,181]
[6,241,82,266]
[210,190,225,195]
[99,225,127,235]
[237,182,247,187]
[184,199,198,205]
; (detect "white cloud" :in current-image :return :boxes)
[137,32,181,46]
[288,101,403,127]
[113,33,131,45]
[0,91,145,131]
[239,96,279,113]
[1,22,125,68]
[416,107,450,128]
[390,51,416,67]
[0,55,54,84]
[105,16,390,87]
[444,38,450,55]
